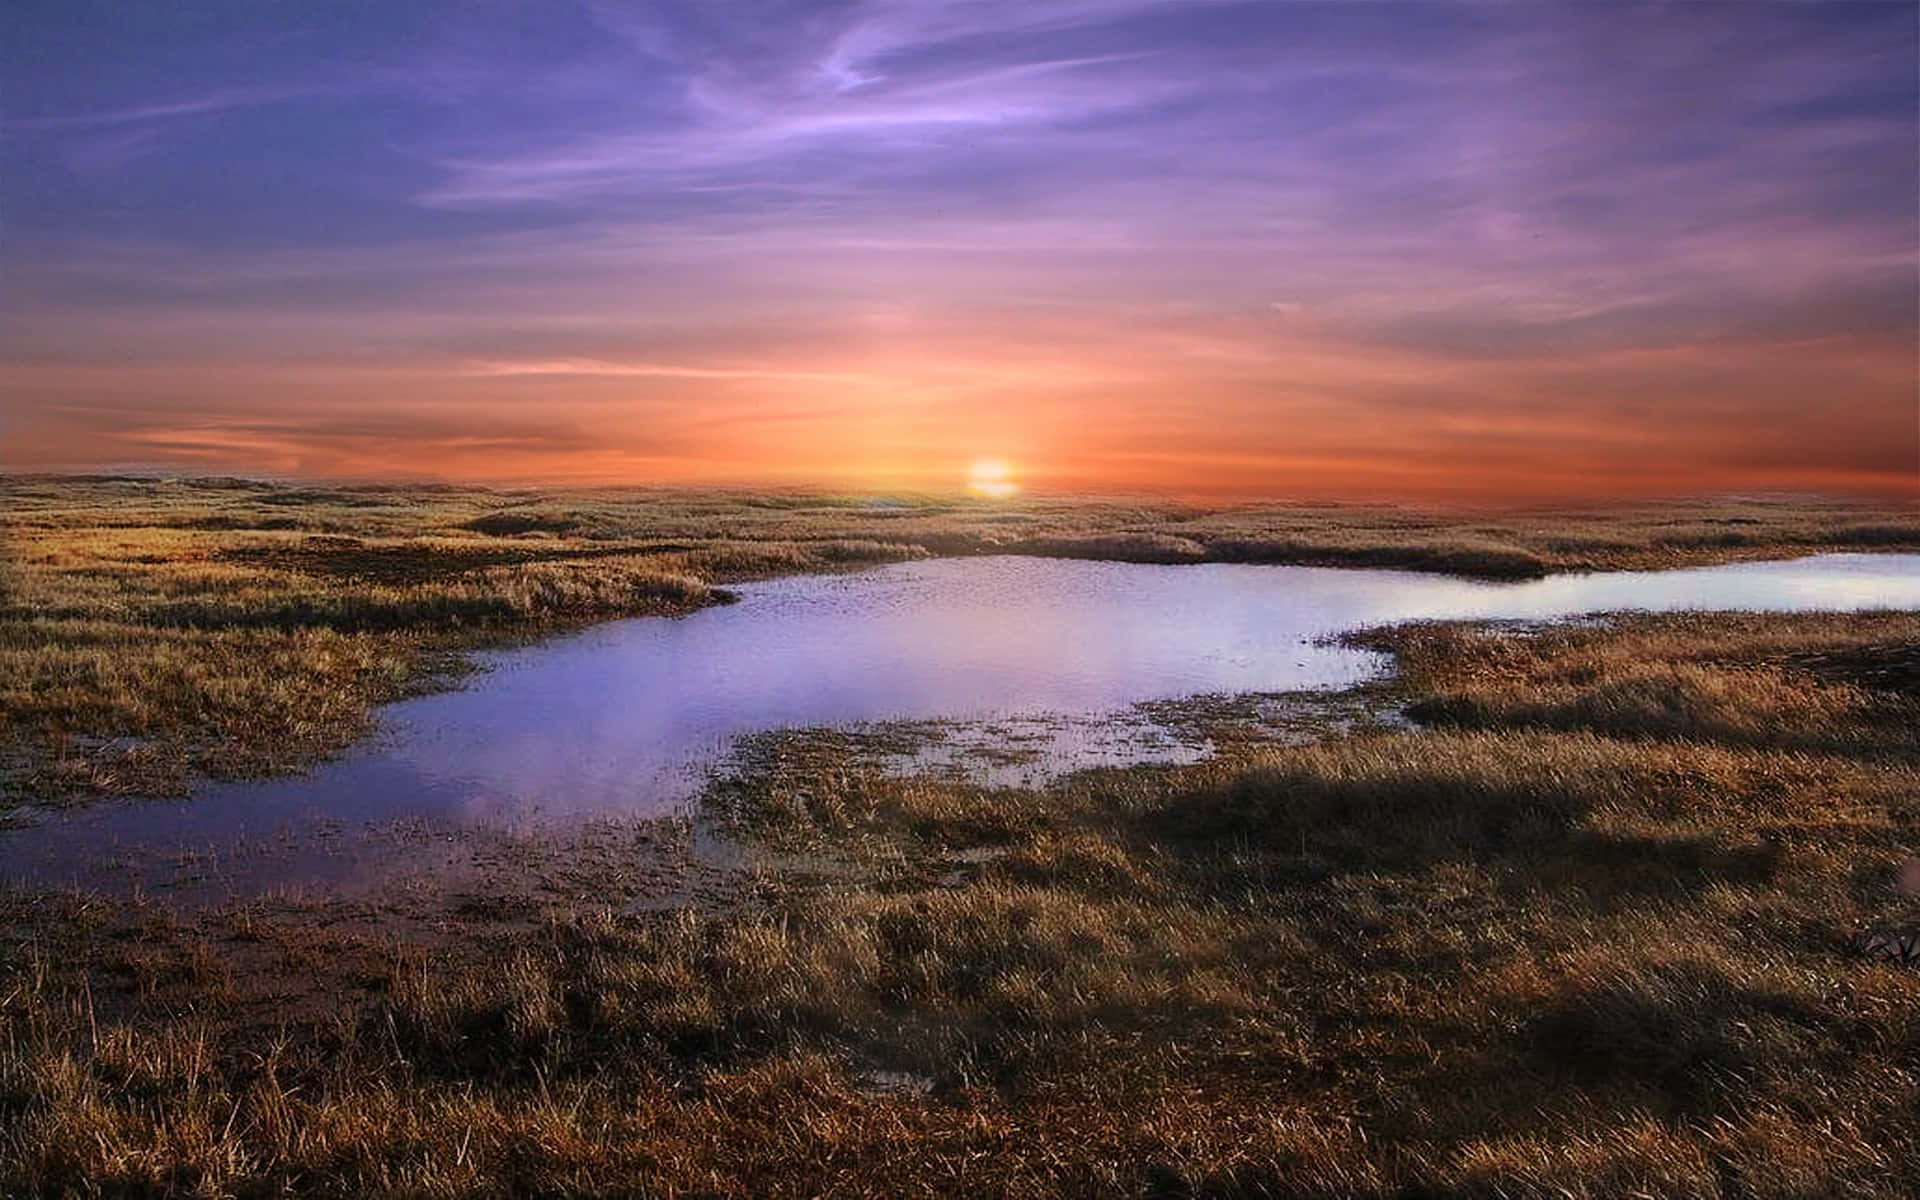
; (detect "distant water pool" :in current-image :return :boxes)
[4,552,1917,897]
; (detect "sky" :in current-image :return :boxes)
[3,0,1916,499]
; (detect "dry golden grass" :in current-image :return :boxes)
[2,601,1917,1195]
[5,474,1913,807]
[1351,611,1920,755]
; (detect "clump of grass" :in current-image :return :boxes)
[1005,532,1208,564]
[807,538,929,566]
[1204,534,1549,578]
[142,560,715,633]
[1353,611,1920,755]
[462,509,592,537]
[1830,521,1920,547]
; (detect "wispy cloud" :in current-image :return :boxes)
[457,358,881,385]
[418,52,1177,209]
[6,83,321,130]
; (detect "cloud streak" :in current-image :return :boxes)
[6,83,321,130]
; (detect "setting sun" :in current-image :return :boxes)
[967,457,1019,499]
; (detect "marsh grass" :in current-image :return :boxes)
[5,474,1913,808]
[3,600,1918,1195]
[2,477,1916,1192]
[1350,612,1920,756]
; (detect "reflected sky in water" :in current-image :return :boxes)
[4,553,1916,896]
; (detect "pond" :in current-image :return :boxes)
[4,552,1917,899]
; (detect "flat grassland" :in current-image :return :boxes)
[1,475,1918,1196]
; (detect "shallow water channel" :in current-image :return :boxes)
[5,552,1918,900]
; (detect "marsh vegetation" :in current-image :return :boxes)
[5,475,1915,809]
[1,476,1917,1195]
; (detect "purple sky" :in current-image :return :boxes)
[4,1,1916,497]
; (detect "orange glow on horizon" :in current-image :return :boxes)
[2,323,1915,502]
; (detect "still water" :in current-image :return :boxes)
[4,552,1917,896]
